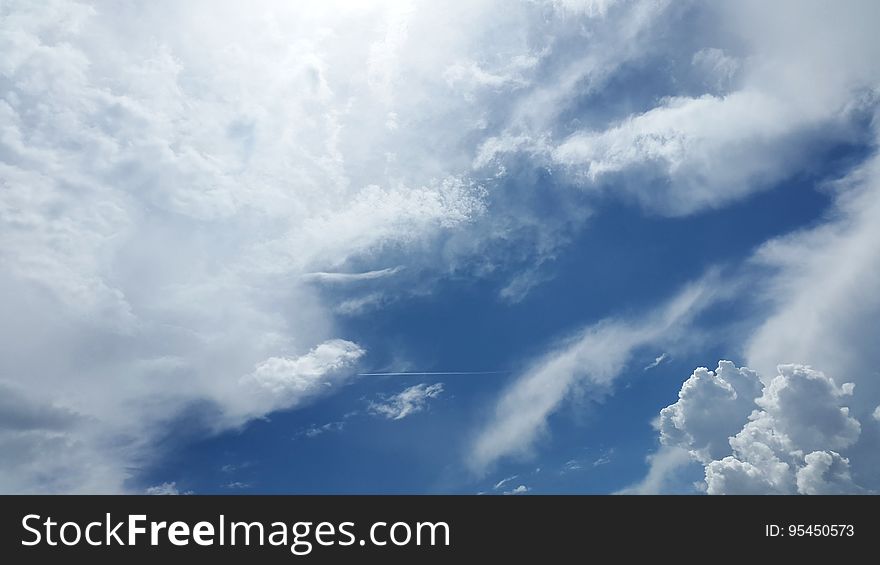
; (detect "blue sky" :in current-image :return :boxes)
[2,0,880,495]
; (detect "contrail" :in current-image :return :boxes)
[357,370,509,376]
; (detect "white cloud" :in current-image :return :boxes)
[592,450,613,467]
[299,421,346,439]
[628,134,880,492]
[302,267,404,284]
[9,4,688,495]
[653,361,867,494]
[741,126,880,490]
[550,87,866,215]
[236,340,365,421]
[498,264,554,304]
[562,460,582,472]
[795,451,859,495]
[224,481,252,490]
[691,48,741,93]
[504,484,531,495]
[492,475,519,490]
[644,353,669,371]
[220,463,252,474]
[615,447,692,495]
[0,0,554,492]
[480,1,880,217]
[3,0,879,494]
[469,274,722,472]
[368,383,445,420]
[334,292,389,316]
[146,482,181,495]
[658,362,764,464]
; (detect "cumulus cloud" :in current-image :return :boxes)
[483,1,879,216]
[368,383,445,420]
[654,361,868,494]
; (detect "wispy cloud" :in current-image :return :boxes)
[368,383,445,420]
[298,421,346,439]
[302,267,404,284]
[504,485,531,495]
[492,475,519,490]
[592,451,614,467]
[644,353,669,371]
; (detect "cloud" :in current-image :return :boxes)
[220,463,252,474]
[368,383,445,420]
[739,117,880,491]
[224,481,252,490]
[146,482,181,495]
[9,0,686,491]
[334,293,388,316]
[592,450,613,467]
[654,361,867,494]
[469,274,722,472]
[628,134,880,493]
[492,475,519,490]
[745,155,880,405]
[562,460,583,473]
[0,0,748,492]
[550,90,851,215]
[299,421,346,439]
[0,0,500,492]
[658,361,764,464]
[616,447,692,495]
[504,485,531,495]
[644,353,669,371]
[3,0,879,494]
[302,267,404,284]
[483,1,879,217]
[235,340,365,422]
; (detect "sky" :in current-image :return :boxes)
[1,0,879,495]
